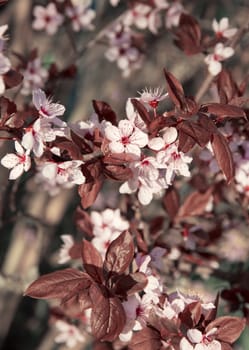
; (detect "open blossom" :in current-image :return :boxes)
[91,208,129,254]
[120,294,153,342]
[119,156,165,205]
[21,118,57,157]
[105,119,148,158]
[180,328,221,350]
[21,57,48,95]
[58,234,74,264]
[66,2,95,31]
[32,89,65,120]
[204,43,234,76]
[40,160,85,187]
[165,2,184,28]
[212,17,237,39]
[0,53,11,94]
[154,139,192,184]
[54,320,85,348]
[32,3,64,35]
[138,87,168,110]
[1,141,31,180]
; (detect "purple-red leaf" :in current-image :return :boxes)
[114,272,147,296]
[177,188,213,218]
[206,316,246,344]
[211,132,234,183]
[92,100,117,125]
[24,268,91,299]
[177,120,211,147]
[131,98,151,126]
[79,179,103,209]
[90,284,126,341]
[163,187,180,220]
[200,103,246,120]
[164,69,186,110]
[82,240,104,283]
[104,231,134,275]
[129,327,161,350]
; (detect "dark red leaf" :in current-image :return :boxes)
[200,103,246,120]
[148,115,177,137]
[104,231,134,275]
[211,132,234,183]
[163,186,180,220]
[164,69,186,110]
[129,327,161,350]
[92,100,117,125]
[90,284,126,341]
[216,69,238,104]
[68,242,82,260]
[24,268,91,299]
[74,206,93,238]
[206,316,246,344]
[198,113,218,133]
[82,240,104,284]
[79,179,103,209]
[113,272,148,297]
[104,164,132,181]
[149,216,164,236]
[177,188,213,218]
[178,129,196,152]
[177,120,211,147]
[3,69,23,89]
[131,98,151,126]
[174,14,202,55]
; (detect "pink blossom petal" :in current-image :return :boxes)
[9,163,24,180]
[1,153,19,169]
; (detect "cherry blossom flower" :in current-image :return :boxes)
[21,57,48,95]
[105,119,148,158]
[119,156,165,205]
[32,89,65,120]
[148,127,178,150]
[165,2,184,28]
[105,43,142,77]
[120,294,153,342]
[21,118,57,157]
[70,113,110,137]
[54,320,85,348]
[138,87,168,110]
[58,234,74,264]
[212,17,237,39]
[32,3,64,35]
[160,290,215,320]
[180,328,221,350]
[123,4,153,30]
[1,141,31,180]
[66,2,95,32]
[155,140,192,184]
[91,208,129,254]
[0,53,11,94]
[40,160,85,187]
[204,43,234,76]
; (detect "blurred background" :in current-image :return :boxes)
[0,0,249,349]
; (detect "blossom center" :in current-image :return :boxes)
[40,106,50,116]
[149,100,159,109]
[121,136,130,145]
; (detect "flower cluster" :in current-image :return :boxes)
[32,1,95,35]
[204,18,237,76]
